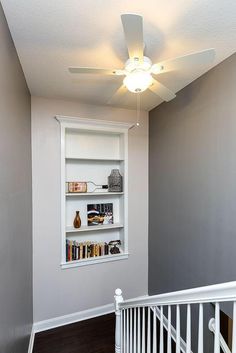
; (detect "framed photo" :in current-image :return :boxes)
[87,203,113,226]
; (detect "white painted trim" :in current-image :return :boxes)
[28,327,35,353]
[55,115,134,130]
[209,318,232,353]
[120,281,236,309]
[33,303,114,333]
[56,116,130,269]
[151,307,190,353]
[61,252,129,269]
[33,294,148,333]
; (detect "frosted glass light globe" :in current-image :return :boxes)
[123,70,153,93]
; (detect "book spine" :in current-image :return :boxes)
[66,240,69,262]
[70,241,72,261]
[66,240,114,262]
[80,244,83,259]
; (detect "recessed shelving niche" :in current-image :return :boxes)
[56,116,132,268]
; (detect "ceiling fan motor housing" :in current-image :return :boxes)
[125,56,152,73]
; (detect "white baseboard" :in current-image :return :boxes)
[33,303,114,333]
[28,327,35,353]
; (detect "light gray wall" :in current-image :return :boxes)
[31,96,148,322]
[0,4,32,352]
[149,53,236,295]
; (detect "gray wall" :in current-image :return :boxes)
[149,53,236,350]
[149,52,236,294]
[0,4,32,353]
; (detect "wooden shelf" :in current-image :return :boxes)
[66,223,124,233]
[66,192,124,197]
[61,252,129,268]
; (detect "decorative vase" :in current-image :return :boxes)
[108,169,123,192]
[73,211,81,228]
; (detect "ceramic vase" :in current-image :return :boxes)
[73,211,81,228]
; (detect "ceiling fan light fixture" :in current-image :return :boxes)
[123,70,153,93]
[68,12,215,107]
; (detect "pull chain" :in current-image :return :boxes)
[136,92,141,127]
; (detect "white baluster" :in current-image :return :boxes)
[198,304,203,353]
[127,308,129,353]
[147,307,151,353]
[124,310,126,353]
[186,304,191,353]
[134,308,137,353]
[121,310,123,353]
[138,307,141,353]
[214,303,220,353]
[159,306,164,353]
[142,307,146,353]
[176,305,180,353]
[167,306,172,353]
[115,288,124,353]
[152,307,157,353]
[232,302,236,353]
[130,308,133,353]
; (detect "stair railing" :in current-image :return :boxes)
[209,317,232,353]
[114,281,236,353]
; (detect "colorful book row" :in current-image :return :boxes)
[66,240,109,262]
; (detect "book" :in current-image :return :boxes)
[66,240,117,262]
[87,203,113,226]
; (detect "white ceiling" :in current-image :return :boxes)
[2,0,236,110]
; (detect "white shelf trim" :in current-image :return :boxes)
[66,223,124,233]
[66,192,124,197]
[65,157,124,162]
[61,252,129,268]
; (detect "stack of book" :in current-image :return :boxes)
[66,240,110,262]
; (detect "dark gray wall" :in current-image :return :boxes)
[0,4,32,353]
[149,53,236,351]
[149,52,236,294]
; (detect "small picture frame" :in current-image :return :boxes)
[87,203,113,226]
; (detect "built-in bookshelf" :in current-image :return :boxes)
[56,116,132,268]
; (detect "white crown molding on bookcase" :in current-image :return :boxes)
[55,115,134,131]
[33,303,114,333]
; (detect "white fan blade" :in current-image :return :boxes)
[107,85,127,105]
[149,79,176,102]
[151,48,215,74]
[68,67,125,75]
[121,14,144,61]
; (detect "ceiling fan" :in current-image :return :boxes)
[68,14,215,105]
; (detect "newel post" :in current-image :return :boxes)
[114,288,124,353]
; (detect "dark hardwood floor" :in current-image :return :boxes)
[33,313,115,353]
